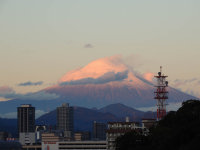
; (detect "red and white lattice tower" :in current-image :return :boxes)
[154,66,168,121]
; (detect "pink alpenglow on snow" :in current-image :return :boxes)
[43,56,196,108]
[143,73,154,82]
[59,56,128,82]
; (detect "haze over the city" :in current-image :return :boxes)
[0,0,200,101]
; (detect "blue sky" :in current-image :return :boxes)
[0,0,200,99]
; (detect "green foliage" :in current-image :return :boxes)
[115,99,200,150]
[151,99,200,150]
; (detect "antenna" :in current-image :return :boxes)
[154,66,168,121]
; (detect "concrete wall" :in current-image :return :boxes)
[19,132,36,145]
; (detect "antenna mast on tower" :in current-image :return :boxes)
[154,66,168,121]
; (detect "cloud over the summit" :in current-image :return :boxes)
[170,78,200,98]
[0,109,47,119]
[19,91,60,101]
[18,81,43,86]
[172,78,199,87]
[60,70,128,85]
[0,86,60,101]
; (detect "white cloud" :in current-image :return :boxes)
[0,86,60,101]
[170,78,200,98]
[60,70,128,85]
[18,81,43,86]
[137,102,182,112]
[0,110,47,119]
[0,112,17,119]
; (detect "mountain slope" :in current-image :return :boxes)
[44,56,196,108]
[99,103,156,121]
[36,103,156,132]
[0,56,197,116]
[99,103,145,120]
[1,103,155,136]
[36,105,120,132]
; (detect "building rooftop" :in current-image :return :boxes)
[20,104,32,107]
[108,122,140,125]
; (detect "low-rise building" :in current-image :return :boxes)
[106,122,144,150]
[19,132,36,145]
[22,144,41,150]
[0,141,22,150]
[74,131,91,141]
[41,132,64,143]
[141,118,156,135]
[0,132,8,141]
[42,140,107,150]
[142,118,156,129]
[35,125,47,144]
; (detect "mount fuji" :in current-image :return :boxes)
[44,56,195,108]
[0,56,196,117]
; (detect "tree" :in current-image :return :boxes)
[115,131,150,150]
[151,99,200,150]
[115,100,200,150]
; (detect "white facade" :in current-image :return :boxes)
[42,141,107,150]
[19,132,36,145]
[106,122,144,150]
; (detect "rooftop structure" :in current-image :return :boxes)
[106,121,144,150]
[42,140,107,150]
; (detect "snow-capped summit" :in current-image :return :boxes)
[44,56,196,108]
[59,55,128,82]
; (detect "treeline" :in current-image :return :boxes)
[115,99,200,150]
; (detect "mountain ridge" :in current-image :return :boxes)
[43,56,196,108]
[0,56,197,116]
[36,103,156,132]
[0,103,156,137]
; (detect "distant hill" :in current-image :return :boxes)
[0,103,156,137]
[0,118,17,137]
[99,103,145,120]
[36,105,120,132]
[36,103,156,132]
[99,103,156,121]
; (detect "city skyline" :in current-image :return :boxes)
[0,0,200,101]
[0,1,199,149]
